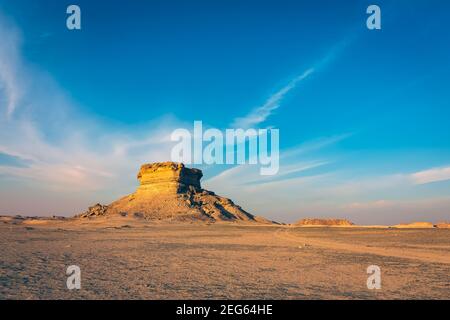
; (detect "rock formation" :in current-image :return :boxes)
[78,162,271,223]
[435,222,450,229]
[294,218,354,226]
[78,204,108,218]
[393,222,435,229]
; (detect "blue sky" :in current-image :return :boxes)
[0,0,449,224]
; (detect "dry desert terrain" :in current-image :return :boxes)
[0,216,449,299]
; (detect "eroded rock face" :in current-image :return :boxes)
[295,218,354,226]
[136,162,203,194]
[78,162,271,223]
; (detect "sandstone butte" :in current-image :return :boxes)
[294,218,355,227]
[77,162,273,223]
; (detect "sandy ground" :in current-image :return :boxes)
[1,217,449,299]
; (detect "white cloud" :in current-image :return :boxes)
[411,166,450,185]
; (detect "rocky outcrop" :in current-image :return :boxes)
[435,222,450,229]
[294,218,354,226]
[77,203,108,218]
[77,162,271,223]
[393,222,435,229]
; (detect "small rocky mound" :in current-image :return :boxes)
[435,222,450,229]
[294,218,354,226]
[393,222,435,229]
[77,204,108,218]
[77,162,272,223]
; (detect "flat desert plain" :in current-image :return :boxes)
[1,217,449,299]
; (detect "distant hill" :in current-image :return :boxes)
[294,218,354,226]
[435,222,450,229]
[393,222,435,229]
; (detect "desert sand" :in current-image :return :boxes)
[1,216,449,300]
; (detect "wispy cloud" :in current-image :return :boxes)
[0,14,22,118]
[411,166,450,185]
[281,133,353,159]
[0,14,183,215]
[203,132,349,211]
[232,68,314,128]
[205,148,450,224]
[231,39,351,129]
[205,159,328,187]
